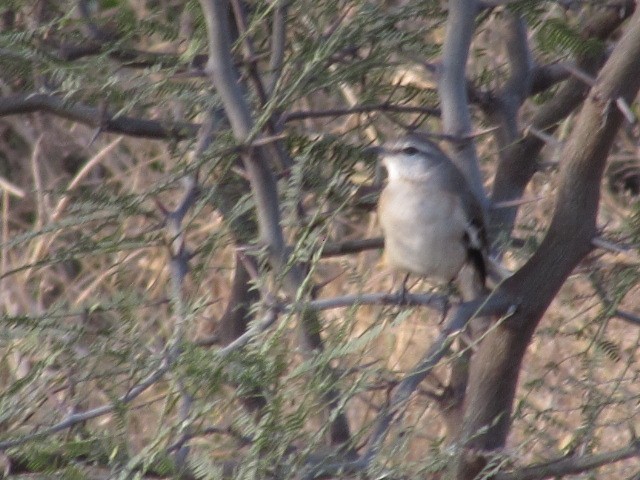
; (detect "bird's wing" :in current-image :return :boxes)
[435,164,488,284]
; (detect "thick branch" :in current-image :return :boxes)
[438,0,487,206]
[199,0,285,255]
[493,12,532,143]
[456,6,640,479]
[198,0,352,446]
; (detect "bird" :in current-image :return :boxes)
[375,133,487,297]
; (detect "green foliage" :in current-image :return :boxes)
[537,17,603,57]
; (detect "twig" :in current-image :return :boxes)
[562,63,638,124]
[492,196,544,209]
[0,176,25,198]
[478,0,529,7]
[147,108,206,469]
[524,125,563,149]
[561,63,597,87]
[216,308,279,358]
[412,126,500,144]
[0,308,280,452]
[615,96,638,124]
[25,134,121,282]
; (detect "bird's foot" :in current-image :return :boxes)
[396,273,411,305]
[439,295,451,324]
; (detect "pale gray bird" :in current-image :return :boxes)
[376,133,487,292]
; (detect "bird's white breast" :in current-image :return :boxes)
[379,178,468,281]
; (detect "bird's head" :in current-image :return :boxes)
[376,134,448,181]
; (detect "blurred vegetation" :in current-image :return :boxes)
[0,0,639,478]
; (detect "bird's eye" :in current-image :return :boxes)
[402,147,420,155]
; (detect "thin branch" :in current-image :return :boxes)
[306,291,448,312]
[279,103,440,126]
[230,0,269,105]
[0,357,170,451]
[0,93,198,140]
[615,96,638,124]
[494,440,640,480]
[157,165,200,469]
[592,235,640,255]
[166,425,253,453]
[267,0,288,96]
[42,1,198,68]
[478,0,527,6]
[216,308,279,358]
[613,309,640,326]
[561,63,597,87]
[524,125,564,149]
[589,264,640,328]
[321,237,383,257]
[415,125,500,144]
[161,175,199,296]
[562,63,638,123]
[198,290,449,348]
[54,36,207,70]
